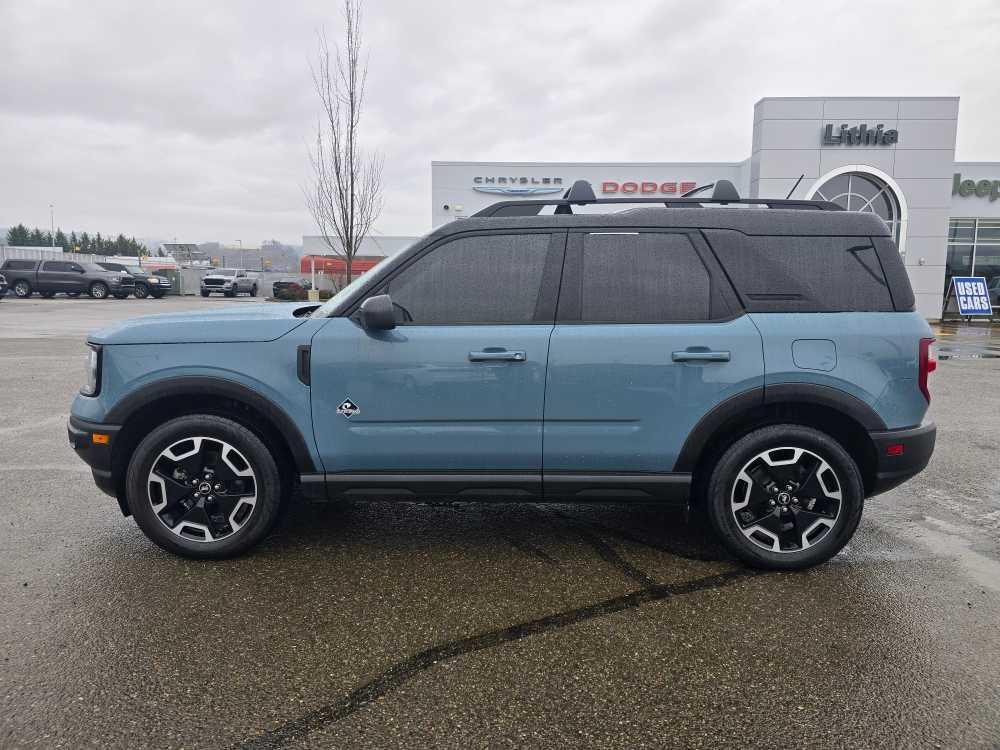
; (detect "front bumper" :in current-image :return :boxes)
[868,422,936,496]
[68,415,126,512]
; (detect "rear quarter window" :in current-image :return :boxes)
[706,232,895,312]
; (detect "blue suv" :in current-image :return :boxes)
[68,181,936,569]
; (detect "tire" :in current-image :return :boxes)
[150,291,165,299]
[704,424,864,570]
[89,281,109,299]
[134,283,149,299]
[250,285,257,297]
[201,290,210,298]
[126,414,283,559]
[114,292,130,299]
[13,280,32,298]
[225,290,235,298]
[41,291,56,298]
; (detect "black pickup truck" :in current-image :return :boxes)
[0,259,135,299]
[97,262,172,299]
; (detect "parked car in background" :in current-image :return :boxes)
[1,259,134,299]
[988,276,1000,309]
[200,268,258,298]
[97,262,172,299]
[272,278,312,294]
[69,180,936,567]
[0,272,7,299]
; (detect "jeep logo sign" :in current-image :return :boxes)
[822,123,899,146]
[952,173,1000,201]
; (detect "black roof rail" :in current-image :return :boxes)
[471,179,843,218]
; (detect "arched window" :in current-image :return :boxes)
[811,171,902,243]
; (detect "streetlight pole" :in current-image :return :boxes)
[235,239,242,269]
[49,204,54,248]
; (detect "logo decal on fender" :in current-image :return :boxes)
[337,399,360,418]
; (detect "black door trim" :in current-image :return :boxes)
[300,471,691,502]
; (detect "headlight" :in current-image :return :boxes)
[224,281,233,287]
[148,277,160,284]
[81,344,102,396]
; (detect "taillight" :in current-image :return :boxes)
[919,337,936,403]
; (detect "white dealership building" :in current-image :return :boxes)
[431,96,1000,320]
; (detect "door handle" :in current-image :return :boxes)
[468,349,526,362]
[672,350,731,362]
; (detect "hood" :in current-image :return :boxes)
[89,303,315,345]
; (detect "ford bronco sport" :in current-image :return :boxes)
[68,180,936,568]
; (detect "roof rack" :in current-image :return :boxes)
[471,179,843,218]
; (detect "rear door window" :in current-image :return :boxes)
[42,261,71,272]
[577,232,713,322]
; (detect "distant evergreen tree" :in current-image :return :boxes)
[68,231,79,251]
[6,224,30,245]
[29,228,45,246]
[79,232,91,253]
[54,229,68,250]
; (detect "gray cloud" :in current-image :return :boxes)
[2,0,999,245]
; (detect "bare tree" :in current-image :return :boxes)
[306,0,383,284]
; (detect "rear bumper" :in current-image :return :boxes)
[868,422,936,496]
[68,415,125,510]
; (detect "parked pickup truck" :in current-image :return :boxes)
[1,259,135,299]
[98,262,172,299]
[200,268,258,298]
[0,272,7,299]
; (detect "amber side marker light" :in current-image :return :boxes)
[92,433,110,445]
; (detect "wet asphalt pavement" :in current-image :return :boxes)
[1,297,999,749]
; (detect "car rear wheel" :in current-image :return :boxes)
[89,281,109,299]
[134,283,149,299]
[13,280,32,298]
[705,424,864,570]
[126,415,283,559]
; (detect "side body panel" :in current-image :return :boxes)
[543,315,765,473]
[749,311,933,429]
[309,317,552,473]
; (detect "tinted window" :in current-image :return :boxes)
[710,234,894,312]
[3,260,37,270]
[41,261,72,272]
[580,232,711,322]
[386,233,550,323]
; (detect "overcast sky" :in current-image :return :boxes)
[2,0,999,246]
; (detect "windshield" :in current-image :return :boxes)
[214,268,239,276]
[126,266,142,275]
[309,255,396,318]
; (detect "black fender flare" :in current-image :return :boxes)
[105,376,317,473]
[674,383,886,472]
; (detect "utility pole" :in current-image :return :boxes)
[235,239,243,269]
[49,204,54,248]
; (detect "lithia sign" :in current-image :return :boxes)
[823,123,899,146]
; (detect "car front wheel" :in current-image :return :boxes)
[705,424,864,570]
[126,415,283,559]
[134,283,149,299]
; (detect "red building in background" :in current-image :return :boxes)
[299,255,385,276]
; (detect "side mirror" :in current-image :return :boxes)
[359,294,396,331]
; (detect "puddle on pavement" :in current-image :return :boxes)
[934,321,1000,360]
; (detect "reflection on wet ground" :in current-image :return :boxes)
[935,320,1000,359]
